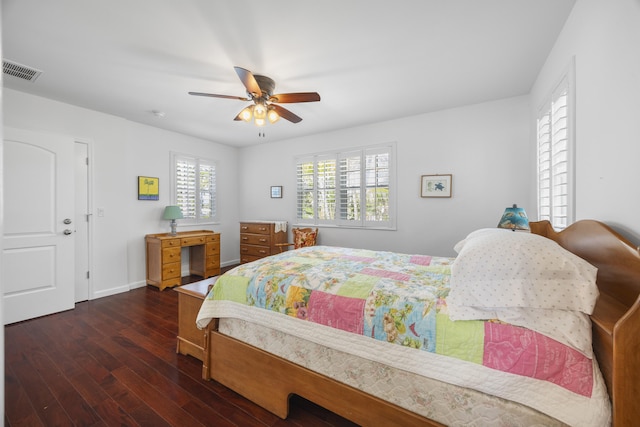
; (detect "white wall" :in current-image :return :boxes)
[3,88,241,298]
[239,95,533,256]
[531,0,640,241]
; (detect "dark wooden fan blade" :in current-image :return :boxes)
[270,92,321,103]
[188,92,248,101]
[272,104,302,123]
[234,66,262,97]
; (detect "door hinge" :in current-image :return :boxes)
[86,271,90,279]
[85,157,89,166]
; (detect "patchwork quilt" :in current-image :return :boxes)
[196,246,610,427]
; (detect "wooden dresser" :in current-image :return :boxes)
[239,221,288,263]
[145,230,220,290]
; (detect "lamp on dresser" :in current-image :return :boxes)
[163,205,183,236]
[497,204,529,231]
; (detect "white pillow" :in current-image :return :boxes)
[448,229,598,314]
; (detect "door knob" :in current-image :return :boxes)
[63,229,73,235]
[63,218,72,224]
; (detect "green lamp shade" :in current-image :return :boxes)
[163,205,183,220]
[497,204,529,231]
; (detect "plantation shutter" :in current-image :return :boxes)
[364,147,390,225]
[295,143,395,229]
[338,150,362,225]
[199,159,216,220]
[316,156,336,222]
[296,157,315,221]
[296,155,336,223]
[176,156,197,219]
[537,75,572,230]
[174,154,217,223]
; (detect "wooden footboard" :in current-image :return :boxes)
[203,324,443,427]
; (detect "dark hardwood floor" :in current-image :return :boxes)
[4,275,360,426]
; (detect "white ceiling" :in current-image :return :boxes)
[2,0,576,147]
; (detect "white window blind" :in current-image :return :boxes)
[537,71,573,230]
[173,154,217,224]
[296,144,395,229]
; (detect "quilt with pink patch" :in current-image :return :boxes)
[196,245,610,427]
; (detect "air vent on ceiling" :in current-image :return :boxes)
[3,59,42,82]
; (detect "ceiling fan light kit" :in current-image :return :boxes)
[189,66,320,127]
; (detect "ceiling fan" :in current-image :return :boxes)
[189,66,320,126]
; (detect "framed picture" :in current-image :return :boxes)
[421,174,452,198]
[138,176,159,200]
[270,186,283,199]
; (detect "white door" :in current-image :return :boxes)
[2,128,75,324]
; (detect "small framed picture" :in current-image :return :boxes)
[138,176,159,200]
[271,186,283,198]
[421,174,452,198]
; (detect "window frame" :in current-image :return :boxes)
[295,143,396,230]
[171,152,218,225]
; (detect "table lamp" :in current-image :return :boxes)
[497,204,530,231]
[163,205,183,236]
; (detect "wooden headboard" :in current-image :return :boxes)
[530,220,640,426]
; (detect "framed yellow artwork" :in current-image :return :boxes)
[138,176,159,200]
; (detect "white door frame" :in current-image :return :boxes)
[75,139,93,302]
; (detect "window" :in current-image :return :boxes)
[536,62,574,230]
[296,144,395,229]
[172,153,217,224]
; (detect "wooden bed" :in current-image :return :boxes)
[201,220,640,426]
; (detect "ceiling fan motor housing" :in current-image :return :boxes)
[253,74,276,98]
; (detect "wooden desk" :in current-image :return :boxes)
[145,230,220,291]
[175,277,216,361]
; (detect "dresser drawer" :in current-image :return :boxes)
[240,254,262,264]
[162,262,181,280]
[240,222,270,235]
[162,246,181,263]
[162,238,181,248]
[240,233,271,246]
[240,244,271,257]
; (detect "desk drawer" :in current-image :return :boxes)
[240,244,271,257]
[206,234,220,243]
[162,262,181,280]
[206,256,220,270]
[182,235,208,246]
[206,242,220,256]
[240,222,270,235]
[162,247,181,263]
[240,233,271,246]
[161,238,181,248]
